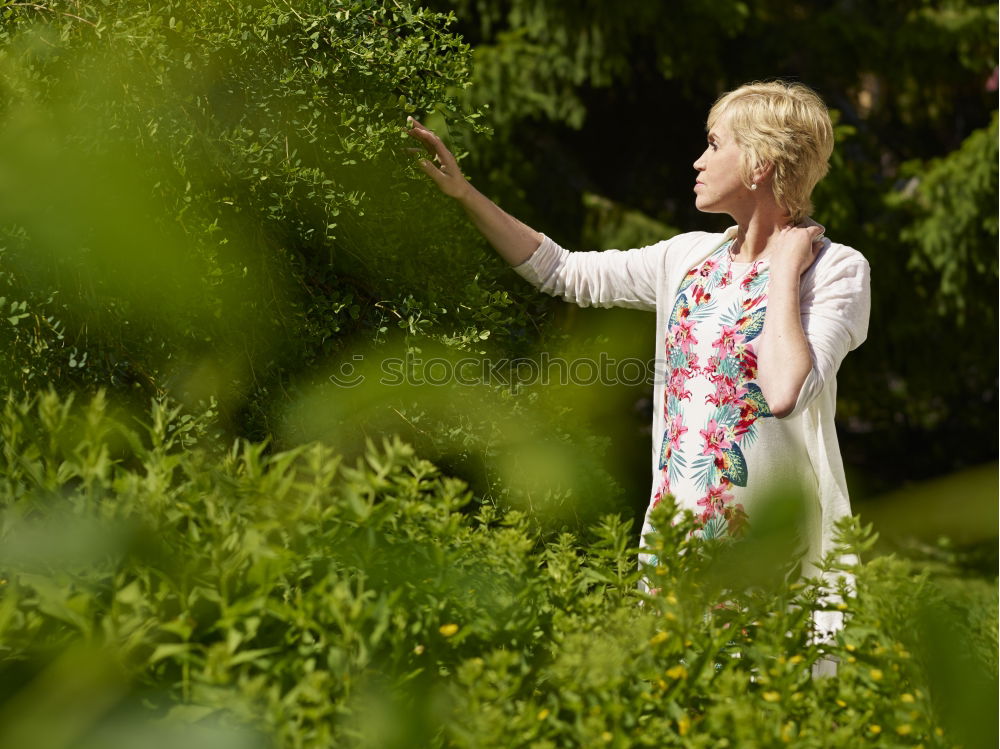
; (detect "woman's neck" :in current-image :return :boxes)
[730,207,790,262]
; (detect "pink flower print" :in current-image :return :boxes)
[734,417,754,438]
[667,368,692,401]
[742,293,766,311]
[668,414,687,450]
[718,266,732,288]
[697,484,733,514]
[702,355,719,377]
[706,376,749,407]
[673,318,698,353]
[692,285,712,306]
[734,401,762,437]
[652,476,671,507]
[740,263,764,291]
[712,325,745,356]
[698,259,718,278]
[699,419,732,459]
[738,347,758,380]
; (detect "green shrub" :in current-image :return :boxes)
[0,0,531,428]
[0,392,995,748]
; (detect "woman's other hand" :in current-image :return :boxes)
[405,116,470,200]
[768,221,826,279]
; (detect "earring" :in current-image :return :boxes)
[750,183,758,191]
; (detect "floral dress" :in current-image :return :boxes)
[640,240,816,568]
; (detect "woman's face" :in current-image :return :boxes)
[692,115,749,217]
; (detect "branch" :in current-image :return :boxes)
[1,2,98,27]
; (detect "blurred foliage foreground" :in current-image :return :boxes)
[0,2,996,748]
[0,392,997,749]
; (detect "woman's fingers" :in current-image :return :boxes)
[418,157,446,185]
[406,123,452,166]
[405,115,470,198]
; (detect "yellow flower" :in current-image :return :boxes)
[762,691,781,703]
[869,668,883,681]
[934,727,944,737]
[789,655,804,665]
[665,593,678,605]
[835,699,847,708]
[601,731,613,742]
[847,656,857,664]
[649,631,669,646]
[836,602,849,611]
[677,717,690,736]
[845,643,856,652]
[413,644,425,655]
[537,708,550,721]
[896,724,912,736]
[439,623,459,637]
[665,665,688,680]
[868,725,882,735]
[780,722,796,743]
[900,693,915,703]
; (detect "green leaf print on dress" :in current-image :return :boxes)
[739,307,767,343]
[743,383,772,418]
[720,443,748,487]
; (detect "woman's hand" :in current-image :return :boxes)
[404,115,542,265]
[767,221,826,280]
[405,116,470,200]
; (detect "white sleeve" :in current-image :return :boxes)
[510,233,669,312]
[786,244,871,418]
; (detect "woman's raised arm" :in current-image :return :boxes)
[405,116,542,266]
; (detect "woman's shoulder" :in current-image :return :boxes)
[809,238,870,282]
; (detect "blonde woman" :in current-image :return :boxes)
[407,81,870,637]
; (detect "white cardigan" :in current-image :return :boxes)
[512,226,870,615]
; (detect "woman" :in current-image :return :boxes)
[407,81,870,633]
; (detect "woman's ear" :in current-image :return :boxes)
[753,161,775,186]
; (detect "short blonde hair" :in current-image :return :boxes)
[707,81,834,223]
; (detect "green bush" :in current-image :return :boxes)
[0,392,995,748]
[0,0,530,430]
